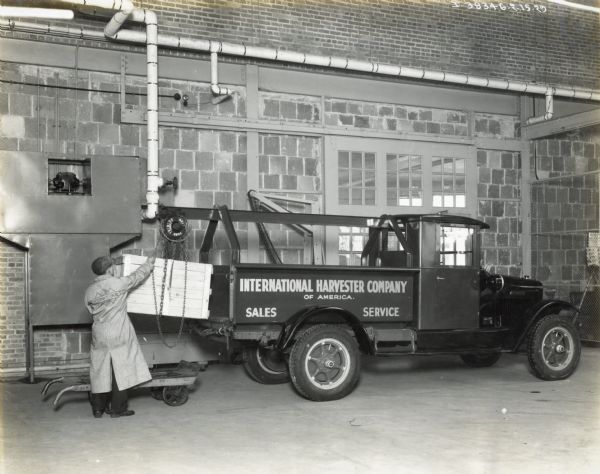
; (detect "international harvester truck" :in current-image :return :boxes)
[152,206,582,402]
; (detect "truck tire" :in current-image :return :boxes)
[243,346,290,384]
[460,352,501,368]
[528,314,581,380]
[289,325,360,401]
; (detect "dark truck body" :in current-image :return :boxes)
[174,206,581,400]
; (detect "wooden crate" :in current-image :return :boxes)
[122,255,212,319]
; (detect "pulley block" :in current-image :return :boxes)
[159,212,189,242]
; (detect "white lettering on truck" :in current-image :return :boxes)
[245,307,277,318]
[316,279,365,293]
[366,280,407,294]
[239,278,408,295]
[240,278,313,292]
[362,307,400,318]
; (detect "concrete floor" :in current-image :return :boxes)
[2,348,599,474]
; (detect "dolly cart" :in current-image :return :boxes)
[41,360,204,408]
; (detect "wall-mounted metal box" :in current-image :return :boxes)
[0,151,143,325]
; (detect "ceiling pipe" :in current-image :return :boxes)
[0,6,74,19]
[525,91,554,125]
[4,19,600,105]
[547,0,600,14]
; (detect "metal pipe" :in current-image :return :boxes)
[210,51,234,97]
[24,247,34,383]
[548,0,600,13]
[0,6,74,19]
[525,91,555,125]
[4,20,600,103]
[142,9,161,220]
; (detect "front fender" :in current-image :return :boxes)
[276,306,370,353]
[512,299,580,351]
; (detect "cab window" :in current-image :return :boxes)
[439,225,474,267]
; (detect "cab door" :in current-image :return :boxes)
[419,223,480,330]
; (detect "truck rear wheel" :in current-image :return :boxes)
[289,325,360,401]
[460,353,501,368]
[243,346,290,384]
[528,314,581,380]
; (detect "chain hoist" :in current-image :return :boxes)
[152,209,190,348]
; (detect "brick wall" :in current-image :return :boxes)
[531,133,600,298]
[478,150,522,276]
[2,1,598,89]
[324,99,470,137]
[140,0,599,89]
[0,241,26,371]
[257,133,322,264]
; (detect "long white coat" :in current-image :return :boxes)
[85,260,153,393]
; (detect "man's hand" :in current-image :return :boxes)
[147,255,156,266]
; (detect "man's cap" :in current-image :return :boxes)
[91,256,114,275]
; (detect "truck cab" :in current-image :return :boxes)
[361,214,485,331]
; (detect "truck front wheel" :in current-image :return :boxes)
[289,325,360,401]
[528,314,581,380]
[243,346,290,384]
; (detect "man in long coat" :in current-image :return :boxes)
[85,254,156,418]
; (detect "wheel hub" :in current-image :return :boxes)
[541,327,574,371]
[305,338,351,390]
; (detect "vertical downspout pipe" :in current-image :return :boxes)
[140,10,161,220]
[101,2,162,219]
[210,49,234,97]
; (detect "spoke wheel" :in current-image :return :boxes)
[528,314,581,381]
[243,346,290,385]
[162,385,189,406]
[289,325,360,401]
[305,338,351,390]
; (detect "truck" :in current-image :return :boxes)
[155,206,582,402]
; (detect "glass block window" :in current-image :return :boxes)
[439,226,474,267]
[386,154,423,207]
[338,226,369,266]
[432,157,466,208]
[338,151,376,206]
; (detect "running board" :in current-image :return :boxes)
[369,328,417,354]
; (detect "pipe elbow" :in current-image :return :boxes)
[142,9,157,25]
[143,202,159,220]
[210,83,233,96]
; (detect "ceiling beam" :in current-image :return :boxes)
[522,108,600,140]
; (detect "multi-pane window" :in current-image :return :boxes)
[338,226,369,266]
[385,231,405,251]
[386,154,423,207]
[338,151,376,206]
[439,226,474,267]
[432,157,466,208]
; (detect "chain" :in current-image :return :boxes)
[152,226,190,349]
